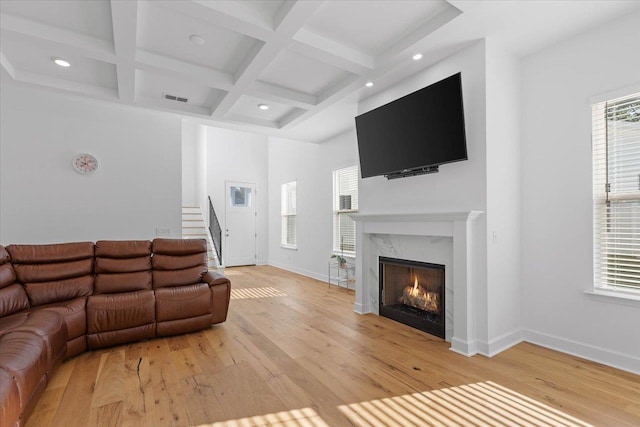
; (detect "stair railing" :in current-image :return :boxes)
[208,196,223,263]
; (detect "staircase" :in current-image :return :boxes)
[181,206,221,270]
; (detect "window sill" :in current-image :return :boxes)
[332,251,355,259]
[585,288,640,307]
[281,244,297,251]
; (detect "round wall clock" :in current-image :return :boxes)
[72,153,98,174]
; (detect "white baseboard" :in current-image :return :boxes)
[450,337,478,357]
[353,302,373,314]
[522,329,640,375]
[478,330,524,357]
[267,261,327,283]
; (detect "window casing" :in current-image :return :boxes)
[593,92,640,293]
[333,165,359,254]
[281,181,297,248]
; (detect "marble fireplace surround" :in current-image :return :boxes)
[351,211,483,357]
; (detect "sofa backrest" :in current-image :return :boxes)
[151,239,207,288]
[0,245,30,317]
[7,243,94,307]
[94,240,152,294]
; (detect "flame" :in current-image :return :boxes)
[411,277,419,296]
[399,277,440,313]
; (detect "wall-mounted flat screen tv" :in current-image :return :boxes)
[355,72,467,179]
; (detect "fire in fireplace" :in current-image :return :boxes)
[379,257,445,339]
[399,277,440,313]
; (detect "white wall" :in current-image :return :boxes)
[0,83,182,244]
[195,124,208,219]
[484,39,523,354]
[181,120,208,218]
[521,11,640,373]
[207,127,268,264]
[268,130,359,281]
[181,121,197,207]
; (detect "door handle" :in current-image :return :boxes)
[225,229,229,237]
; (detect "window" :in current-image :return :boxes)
[229,186,252,208]
[281,181,297,248]
[333,165,359,254]
[593,92,640,293]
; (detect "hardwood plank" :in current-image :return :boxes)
[25,265,640,427]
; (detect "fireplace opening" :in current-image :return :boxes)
[379,256,445,339]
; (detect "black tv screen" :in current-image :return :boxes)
[355,72,467,179]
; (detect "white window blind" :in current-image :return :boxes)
[281,181,297,247]
[593,92,640,292]
[333,165,359,253]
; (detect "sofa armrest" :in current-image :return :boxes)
[202,271,230,324]
[202,271,230,287]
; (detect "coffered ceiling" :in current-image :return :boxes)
[1,1,639,143]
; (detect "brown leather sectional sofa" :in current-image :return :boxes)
[0,238,231,427]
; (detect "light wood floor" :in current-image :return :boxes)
[27,266,640,427]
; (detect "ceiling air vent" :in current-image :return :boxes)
[162,93,188,103]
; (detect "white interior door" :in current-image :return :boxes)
[224,181,256,267]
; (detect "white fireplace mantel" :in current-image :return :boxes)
[351,211,483,356]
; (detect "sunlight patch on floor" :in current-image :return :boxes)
[231,287,288,300]
[192,407,329,427]
[222,269,243,276]
[338,381,593,427]
[190,381,593,426]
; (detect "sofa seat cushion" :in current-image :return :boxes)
[156,283,212,337]
[0,368,20,427]
[0,310,68,372]
[86,290,155,349]
[0,331,48,412]
[34,298,87,359]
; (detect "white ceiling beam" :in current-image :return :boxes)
[291,28,374,74]
[280,74,362,129]
[137,95,212,116]
[193,0,274,31]
[160,1,272,41]
[277,108,308,129]
[250,81,316,109]
[0,52,16,79]
[211,0,322,118]
[0,13,114,62]
[1,29,115,64]
[110,0,137,103]
[223,113,279,129]
[16,70,118,99]
[136,50,234,91]
[273,1,323,34]
[211,43,277,118]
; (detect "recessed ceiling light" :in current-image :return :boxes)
[412,53,423,61]
[365,82,374,87]
[189,34,205,46]
[53,58,70,67]
[258,104,270,110]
